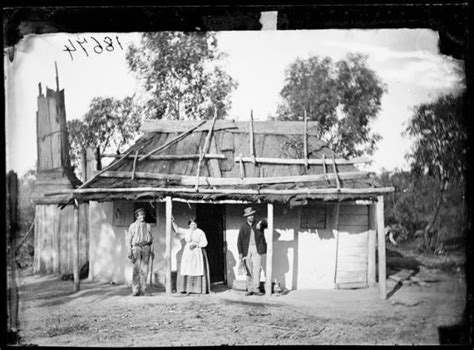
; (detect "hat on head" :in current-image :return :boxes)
[243,207,257,217]
[135,208,146,217]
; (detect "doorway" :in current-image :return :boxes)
[196,204,225,284]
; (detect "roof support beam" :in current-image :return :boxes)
[195,110,218,191]
[99,170,369,186]
[101,153,226,161]
[139,120,206,162]
[46,186,395,196]
[235,156,370,165]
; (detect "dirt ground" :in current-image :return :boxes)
[13,262,467,346]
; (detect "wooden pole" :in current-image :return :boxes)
[165,196,172,294]
[322,154,330,185]
[304,110,309,168]
[101,153,226,160]
[73,200,80,292]
[238,153,244,180]
[81,147,88,182]
[77,146,137,189]
[368,229,376,287]
[139,120,206,161]
[250,110,256,164]
[332,154,341,190]
[368,204,377,287]
[194,147,203,190]
[333,203,340,288]
[131,150,139,180]
[99,170,369,186]
[265,202,274,296]
[195,109,218,190]
[235,156,371,165]
[47,186,396,196]
[376,196,386,299]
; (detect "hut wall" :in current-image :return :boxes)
[224,201,371,290]
[89,201,130,284]
[87,200,371,291]
[296,204,339,289]
[33,203,89,275]
[224,203,339,290]
[88,200,195,286]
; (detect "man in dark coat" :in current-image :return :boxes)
[237,207,267,296]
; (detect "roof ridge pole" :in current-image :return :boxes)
[331,154,341,190]
[194,108,218,191]
[304,110,309,169]
[249,110,256,165]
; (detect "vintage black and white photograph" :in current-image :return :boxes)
[4,4,470,346]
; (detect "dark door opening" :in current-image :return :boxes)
[196,204,225,284]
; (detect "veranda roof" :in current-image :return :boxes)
[56,119,394,204]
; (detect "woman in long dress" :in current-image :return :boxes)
[171,218,210,295]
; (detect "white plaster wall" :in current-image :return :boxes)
[88,200,194,285]
[88,201,128,284]
[225,203,338,290]
[88,200,368,291]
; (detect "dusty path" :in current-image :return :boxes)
[15,269,466,346]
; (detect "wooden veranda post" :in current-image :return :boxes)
[265,203,274,296]
[165,196,172,294]
[368,203,377,287]
[73,200,80,292]
[376,196,386,299]
[333,202,340,287]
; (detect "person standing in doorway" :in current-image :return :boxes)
[172,217,210,295]
[127,208,153,296]
[237,207,267,296]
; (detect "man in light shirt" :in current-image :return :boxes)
[127,208,153,296]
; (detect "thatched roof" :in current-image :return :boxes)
[70,119,393,204]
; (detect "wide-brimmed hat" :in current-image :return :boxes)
[135,208,146,216]
[243,207,257,217]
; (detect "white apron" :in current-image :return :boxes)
[176,227,208,276]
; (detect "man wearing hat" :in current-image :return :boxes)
[237,207,267,296]
[127,208,153,296]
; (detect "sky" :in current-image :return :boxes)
[5,29,465,177]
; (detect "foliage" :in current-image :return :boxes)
[67,96,142,175]
[377,167,466,252]
[15,168,37,270]
[276,53,386,158]
[126,32,238,120]
[404,93,467,183]
[17,168,36,231]
[403,93,467,251]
